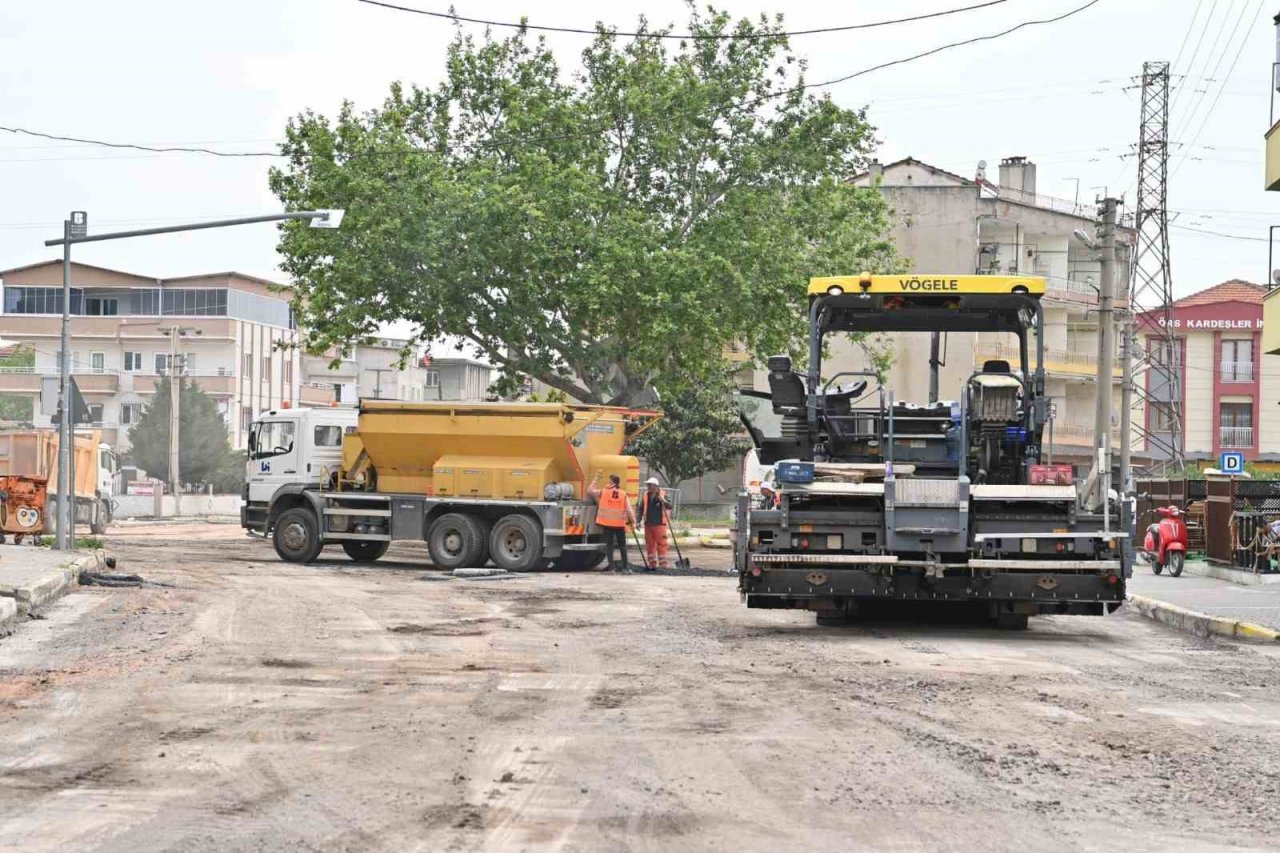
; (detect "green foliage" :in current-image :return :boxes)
[124,378,246,492]
[627,370,750,486]
[0,346,34,423]
[269,6,897,406]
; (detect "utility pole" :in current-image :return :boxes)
[1129,60,1183,471]
[1086,197,1119,510]
[167,327,182,516]
[55,218,71,549]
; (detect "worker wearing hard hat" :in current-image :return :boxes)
[636,477,673,571]
[590,472,636,573]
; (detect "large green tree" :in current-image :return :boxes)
[125,378,245,492]
[270,6,896,406]
[628,369,751,486]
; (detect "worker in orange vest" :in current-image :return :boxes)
[589,472,636,573]
[636,476,672,571]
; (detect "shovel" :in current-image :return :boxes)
[664,509,692,570]
[631,524,650,571]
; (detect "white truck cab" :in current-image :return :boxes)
[242,406,358,531]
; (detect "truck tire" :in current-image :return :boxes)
[90,500,109,535]
[489,514,544,572]
[427,513,486,569]
[274,507,324,563]
[342,541,390,562]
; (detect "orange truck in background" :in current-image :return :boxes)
[0,429,117,535]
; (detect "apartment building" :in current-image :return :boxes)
[838,155,1135,466]
[300,337,494,406]
[1144,280,1274,466]
[0,260,302,450]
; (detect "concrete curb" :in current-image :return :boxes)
[0,551,104,620]
[1126,593,1280,643]
[1183,560,1280,587]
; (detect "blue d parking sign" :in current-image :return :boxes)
[1219,451,1246,475]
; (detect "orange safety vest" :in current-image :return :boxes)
[596,486,629,528]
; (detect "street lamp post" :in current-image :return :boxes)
[45,209,342,550]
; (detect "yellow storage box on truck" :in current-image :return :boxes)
[242,401,657,570]
[0,428,116,535]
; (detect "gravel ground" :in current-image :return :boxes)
[0,523,1277,852]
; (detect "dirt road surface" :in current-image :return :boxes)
[1,523,1278,852]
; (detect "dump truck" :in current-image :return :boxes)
[0,428,117,535]
[734,274,1128,629]
[241,401,658,569]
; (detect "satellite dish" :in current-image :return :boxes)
[1271,268,1280,285]
[978,160,987,169]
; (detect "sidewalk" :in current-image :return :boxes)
[1128,564,1280,634]
[0,545,99,633]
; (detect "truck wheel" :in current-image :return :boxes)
[274,508,324,563]
[427,513,486,569]
[1167,551,1185,578]
[90,501,109,535]
[489,514,544,572]
[342,541,390,562]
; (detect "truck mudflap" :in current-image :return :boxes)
[740,561,1125,614]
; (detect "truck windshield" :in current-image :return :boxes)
[249,421,295,460]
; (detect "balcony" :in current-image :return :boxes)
[0,367,118,394]
[1221,426,1254,448]
[299,382,337,406]
[975,343,1122,380]
[1220,361,1254,383]
[1047,421,1122,448]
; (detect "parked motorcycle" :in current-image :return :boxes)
[1141,505,1188,577]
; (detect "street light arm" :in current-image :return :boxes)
[44,210,337,246]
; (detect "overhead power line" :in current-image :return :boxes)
[747,0,1104,106]
[355,0,1009,39]
[0,125,281,157]
[1171,223,1268,241]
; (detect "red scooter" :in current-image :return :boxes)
[1141,505,1188,577]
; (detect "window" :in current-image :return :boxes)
[1220,402,1253,448]
[248,420,295,459]
[3,286,61,314]
[242,352,252,377]
[425,369,440,388]
[87,404,104,424]
[282,359,292,386]
[90,352,105,374]
[161,288,227,317]
[84,296,118,316]
[124,351,143,372]
[1151,405,1178,432]
[1221,339,1254,383]
[56,351,80,372]
[120,403,142,425]
[155,353,170,375]
[182,353,194,375]
[261,355,271,378]
[241,406,253,433]
[314,425,343,447]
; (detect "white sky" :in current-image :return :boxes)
[0,0,1274,299]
